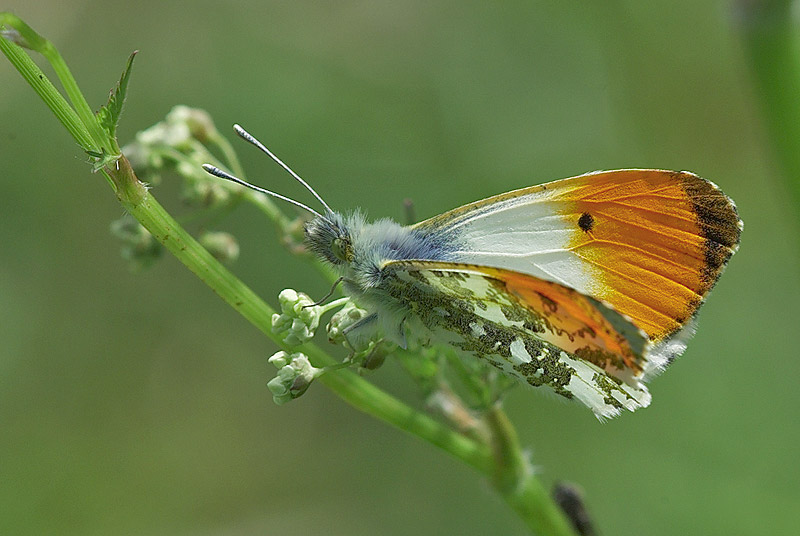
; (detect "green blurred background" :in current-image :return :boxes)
[2,1,798,534]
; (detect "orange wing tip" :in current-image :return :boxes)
[679,172,742,283]
[564,169,741,344]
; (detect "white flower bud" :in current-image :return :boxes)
[271,289,321,347]
[166,105,217,141]
[266,351,321,405]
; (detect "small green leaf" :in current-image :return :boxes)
[96,50,137,140]
[86,147,120,172]
[91,149,120,172]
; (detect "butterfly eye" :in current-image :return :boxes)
[331,237,353,263]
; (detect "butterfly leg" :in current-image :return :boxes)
[338,312,393,369]
[341,312,379,351]
[303,277,344,308]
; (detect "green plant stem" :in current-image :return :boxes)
[3,17,578,534]
[112,156,494,475]
[0,30,95,151]
[737,0,800,219]
[486,407,577,536]
[3,19,494,483]
[113,152,575,536]
[117,159,576,533]
[0,13,109,151]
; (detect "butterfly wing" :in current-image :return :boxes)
[413,169,741,376]
[381,260,653,419]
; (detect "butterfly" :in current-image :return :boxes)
[204,125,742,420]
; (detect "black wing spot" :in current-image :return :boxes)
[578,212,595,233]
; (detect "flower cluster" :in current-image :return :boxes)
[271,289,323,347]
[267,351,322,405]
[113,106,248,268]
[122,105,232,207]
[266,289,395,403]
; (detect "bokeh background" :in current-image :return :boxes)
[2,1,798,535]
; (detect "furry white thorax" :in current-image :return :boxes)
[304,210,455,345]
[306,210,456,282]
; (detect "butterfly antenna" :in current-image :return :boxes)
[233,124,334,215]
[202,164,332,224]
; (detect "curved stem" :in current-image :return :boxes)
[118,160,574,533]
[0,29,95,151]
[0,13,109,150]
[113,157,493,475]
[486,407,577,536]
[4,17,579,533]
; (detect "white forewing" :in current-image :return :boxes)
[414,181,596,294]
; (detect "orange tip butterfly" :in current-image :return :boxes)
[204,125,742,420]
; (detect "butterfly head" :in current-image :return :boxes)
[202,125,432,289]
[202,125,364,267]
[304,211,354,266]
